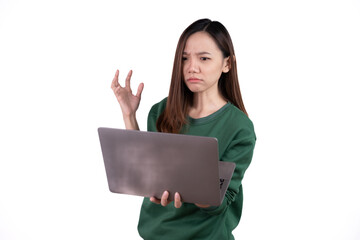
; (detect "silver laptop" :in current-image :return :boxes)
[98,127,235,206]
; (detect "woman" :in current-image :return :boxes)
[111,18,256,240]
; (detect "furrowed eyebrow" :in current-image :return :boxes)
[183,51,212,55]
[197,51,211,55]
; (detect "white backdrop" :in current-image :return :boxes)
[1,0,360,239]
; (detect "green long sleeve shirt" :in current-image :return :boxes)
[138,98,256,240]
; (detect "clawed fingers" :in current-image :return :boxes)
[111,69,120,89]
[111,70,142,98]
[125,70,133,90]
[136,82,144,98]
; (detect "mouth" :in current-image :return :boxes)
[187,77,202,83]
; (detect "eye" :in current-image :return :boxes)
[200,57,209,61]
[182,57,188,61]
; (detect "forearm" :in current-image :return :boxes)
[123,114,140,130]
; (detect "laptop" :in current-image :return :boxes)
[98,127,235,206]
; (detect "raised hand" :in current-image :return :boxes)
[111,69,144,129]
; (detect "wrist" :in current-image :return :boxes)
[123,114,139,130]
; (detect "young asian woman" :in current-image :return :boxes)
[111,18,256,240]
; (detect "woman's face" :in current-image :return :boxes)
[182,31,229,95]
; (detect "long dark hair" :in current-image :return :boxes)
[157,18,248,133]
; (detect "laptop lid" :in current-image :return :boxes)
[98,127,235,206]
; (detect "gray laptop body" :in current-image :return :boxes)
[98,127,235,206]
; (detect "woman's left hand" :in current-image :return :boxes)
[150,191,182,208]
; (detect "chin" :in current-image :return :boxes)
[187,87,202,93]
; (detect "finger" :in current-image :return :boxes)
[111,69,120,89]
[174,192,182,208]
[136,83,144,98]
[150,196,161,204]
[161,191,170,207]
[125,70,133,90]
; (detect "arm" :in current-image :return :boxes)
[111,69,144,130]
[200,128,256,215]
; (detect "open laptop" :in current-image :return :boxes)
[98,127,235,206]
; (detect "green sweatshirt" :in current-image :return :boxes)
[137,98,256,240]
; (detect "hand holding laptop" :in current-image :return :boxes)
[98,128,235,206]
[150,191,211,209]
[150,191,182,208]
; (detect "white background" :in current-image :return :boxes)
[1,0,360,239]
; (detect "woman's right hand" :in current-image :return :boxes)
[111,69,144,129]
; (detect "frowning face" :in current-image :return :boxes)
[182,31,230,95]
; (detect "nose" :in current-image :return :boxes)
[186,57,199,73]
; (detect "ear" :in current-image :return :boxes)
[222,56,231,73]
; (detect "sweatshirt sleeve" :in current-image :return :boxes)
[200,124,256,215]
[147,98,167,132]
[147,110,158,132]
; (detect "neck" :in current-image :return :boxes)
[189,91,227,119]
